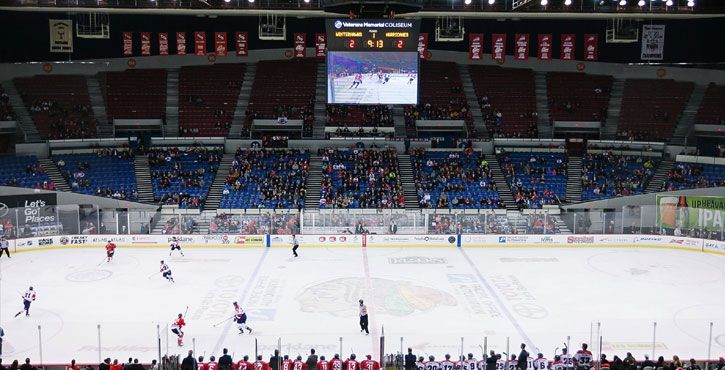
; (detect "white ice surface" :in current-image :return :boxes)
[1,246,724,364]
[328,74,417,104]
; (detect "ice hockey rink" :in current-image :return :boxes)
[328,74,418,104]
[2,245,725,364]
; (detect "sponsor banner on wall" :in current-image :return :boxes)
[656,195,725,232]
[417,33,428,59]
[269,234,359,248]
[469,34,483,60]
[194,31,206,56]
[14,234,267,251]
[159,32,169,55]
[315,33,327,58]
[0,193,57,209]
[514,34,529,60]
[583,33,598,61]
[537,34,552,60]
[49,19,73,53]
[703,239,725,254]
[641,24,665,61]
[294,33,306,58]
[560,34,575,60]
[365,234,458,247]
[235,32,248,56]
[215,32,227,56]
[491,33,506,62]
[176,32,187,55]
[122,32,133,56]
[140,32,151,56]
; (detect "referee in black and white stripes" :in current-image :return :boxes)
[359,299,369,335]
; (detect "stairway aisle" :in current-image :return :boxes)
[230,63,256,138]
[565,156,582,204]
[1,80,41,142]
[86,75,113,138]
[458,65,488,136]
[671,84,707,145]
[397,154,420,209]
[204,153,234,211]
[134,156,155,204]
[534,72,553,139]
[646,159,673,193]
[601,78,624,140]
[38,158,72,193]
[164,68,179,137]
[304,155,323,210]
[312,63,327,139]
[485,154,518,211]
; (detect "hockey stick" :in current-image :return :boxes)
[553,348,559,360]
[479,345,485,359]
[212,315,236,328]
[148,271,161,279]
[183,305,189,318]
[97,257,108,266]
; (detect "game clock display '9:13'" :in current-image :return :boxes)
[347,39,407,49]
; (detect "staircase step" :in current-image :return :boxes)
[38,158,72,193]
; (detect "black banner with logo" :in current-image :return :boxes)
[0,193,57,209]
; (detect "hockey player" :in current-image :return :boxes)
[233,302,253,334]
[407,73,415,85]
[426,356,440,370]
[254,356,270,370]
[559,350,573,370]
[282,356,294,370]
[105,241,117,262]
[160,260,175,283]
[294,356,307,370]
[344,354,359,370]
[170,237,184,256]
[237,356,253,370]
[495,354,506,370]
[440,355,455,370]
[533,354,549,370]
[330,355,344,370]
[14,286,36,317]
[171,313,186,346]
[551,356,565,370]
[207,356,219,370]
[199,357,208,370]
[462,354,476,370]
[382,74,390,85]
[360,355,379,370]
[0,235,10,258]
[416,357,426,370]
[506,356,517,370]
[358,300,369,335]
[292,234,299,257]
[476,355,487,370]
[318,357,330,370]
[573,344,592,370]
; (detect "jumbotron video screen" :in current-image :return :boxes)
[326,19,421,104]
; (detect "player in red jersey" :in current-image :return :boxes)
[171,313,186,346]
[254,357,270,370]
[318,357,330,370]
[573,344,592,370]
[110,359,122,370]
[198,357,208,370]
[281,356,294,370]
[237,356,253,370]
[207,357,219,370]
[294,356,307,370]
[67,360,80,370]
[330,355,344,370]
[344,355,359,370]
[360,355,380,370]
[105,241,117,262]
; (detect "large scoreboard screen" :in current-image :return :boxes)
[326,19,421,52]
[326,19,421,104]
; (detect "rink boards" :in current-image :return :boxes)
[8,233,725,254]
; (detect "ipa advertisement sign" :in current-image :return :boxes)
[656,195,724,232]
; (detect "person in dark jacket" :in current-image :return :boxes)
[270,350,282,370]
[219,348,234,370]
[485,351,498,370]
[517,344,529,370]
[642,355,655,369]
[181,350,198,370]
[404,348,417,370]
[19,359,36,370]
[9,360,19,370]
[306,349,319,370]
[99,359,111,370]
[132,359,144,370]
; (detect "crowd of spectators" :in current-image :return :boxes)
[58,149,138,201]
[210,213,300,234]
[5,162,56,190]
[428,214,513,234]
[147,146,222,208]
[581,152,658,200]
[412,148,504,209]
[480,95,539,138]
[328,127,393,139]
[499,151,567,209]
[404,99,470,122]
[159,216,198,234]
[662,162,725,191]
[0,88,15,121]
[29,99,96,139]
[319,148,404,209]
[326,104,393,127]
[221,149,309,209]
[245,101,315,137]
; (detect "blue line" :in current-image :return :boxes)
[459,248,536,351]
[212,247,270,354]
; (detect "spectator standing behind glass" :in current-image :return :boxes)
[306,349,318,370]
[517,344,529,370]
[404,348,417,370]
[181,351,197,370]
[389,221,398,234]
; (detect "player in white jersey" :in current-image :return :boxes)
[233,301,253,334]
[440,355,455,370]
[506,356,517,370]
[496,356,506,370]
[416,357,426,370]
[527,357,536,370]
[476,357,486,370]
[533,354,549,370]
[559,350,573,370]
[573,344,592,370]
[169,237,184,256]
[426,356,440,370]
[462,354,476,370]
[15,286,36,317]
[551,356,565,370]
[160,260,175,283]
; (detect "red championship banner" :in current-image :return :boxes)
[561,34,575,60]
[417,32,428,59]
[514,33,529,60]
[492,33,506,62]
[294,33,306,58]
[584,33,599,61]
[159,33,169,56]
[140,32,151,56]
[469,33,483,60]
[235,32,248,56]
[176,32,187,55]
[194,32,206,56]
[315,33,327,59]
[215,32,227,56]
[538,34,552,60]
[122,32,133,56]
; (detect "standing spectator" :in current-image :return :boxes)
[404,348,417,370]
[389,221,398,234]
[182,351,198,370]
[306,349,319,370]
[687,360,701,370]
[517,344,529,370]
[219,348,233,370]
[641,356,655,370]
[485,351,497,370]
[270,350,282,370]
